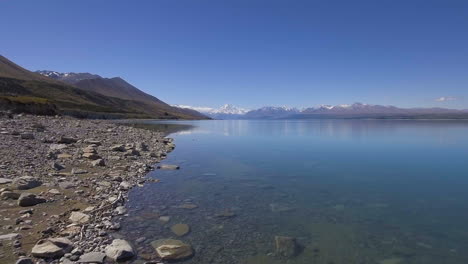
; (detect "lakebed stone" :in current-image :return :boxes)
[69,211,90,224]
[275,236,298,258]
[77,252,106,263]
[151,239,193,260]
[157,164,180,170]
[171,224,190,237]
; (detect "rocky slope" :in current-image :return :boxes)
[0,55,207,120]
[0,113,179,263]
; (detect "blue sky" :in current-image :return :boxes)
[1,0,468,109]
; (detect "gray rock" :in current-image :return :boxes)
[275,236,298,258]
[1,191,21,200]
[71,168,88,174]
[15,257,34,264]
[20,133,34,139]
[0,177,12,185]
[49,144,68,150]
[119,181,131,190]
[31,237,73,259]
[13,176,42,190]
[105,239,134,261]
[69,212,90,224]
[0,233,20,241]
[110,144,125,152]
[82,153,100,160]
[114,206,127,215]
[58,137,77,144]
[18,193,46,207]
[59,181,76,189]
[52,162,65,171]
[91,159,105,167]
[77,252,106,263]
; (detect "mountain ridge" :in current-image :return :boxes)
[0,56,208,119]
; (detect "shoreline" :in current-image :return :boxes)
[0,114,176,263]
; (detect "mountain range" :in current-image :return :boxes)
[0,55,208,119]
[178,103,468,119]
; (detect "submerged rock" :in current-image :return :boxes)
[157,164,180,170]
[105,239,135,261]
[31,237,73,259]
[171,224,190,237]
[151,239,193,260]
[275,236,298,258]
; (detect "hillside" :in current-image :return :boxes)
[0,55,207,119]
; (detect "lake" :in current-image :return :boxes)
[120,119,468,264]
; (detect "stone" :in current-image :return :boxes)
[91,159,105,167]
[77,252,106,263]
[110,144,125,152]
[52,162,65,170]
[59,181,76,189]
[0,178,12,185]
[31,237,73,259]
[151,239,193,260]
[1,191,21,200]
[159,216,171,223]
[171,224,190,237]
[18,193,46,206]
[105,239,135,261]
[157,164,180,170]
[49,144,68,150]
[119,181,131,190]
[15,257,34,264]
[57,153,72,159]
[82,146,97,153]
[82,153,100,160]
[115,206,127,215]
[275,236,298,258]
[58,137,77,144]
[48,189,61,195]
[20,133,34,139]
[13,176,42,190]
[84,139,101,145]
[69,212,90,224]
[71,168,88,174]
[0,233,20,241]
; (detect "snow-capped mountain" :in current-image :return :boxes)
[36,70,101,84]
[244,106,300,119]
[173,104,249,119]
[175,102,468,119]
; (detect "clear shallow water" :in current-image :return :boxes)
[120,120,468,264]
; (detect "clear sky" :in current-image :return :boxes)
[1,0,468,109]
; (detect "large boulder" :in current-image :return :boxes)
[105,239,134,261]
[1,191,21,200]
[275,236,298,258]
[151,239,193,260]
[17,193,46,207]
[69,212,90,224]
[13,176,42,190]
[31,237,73,259]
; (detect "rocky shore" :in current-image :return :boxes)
[0,113,176,264]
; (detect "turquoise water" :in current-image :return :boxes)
[121,120,468,264]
